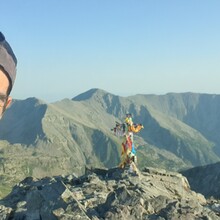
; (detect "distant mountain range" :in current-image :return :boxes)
[0,88,220,196]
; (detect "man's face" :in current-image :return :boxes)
[0,69,12,119]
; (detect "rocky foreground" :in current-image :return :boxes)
[0,167,219,220]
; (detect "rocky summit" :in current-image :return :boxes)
[0,167,219,220]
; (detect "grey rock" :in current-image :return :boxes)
[0,205,12,220]
[0,166,219,219]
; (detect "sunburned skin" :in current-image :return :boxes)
[0,69,12,118]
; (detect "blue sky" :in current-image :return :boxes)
[1,0,220,102]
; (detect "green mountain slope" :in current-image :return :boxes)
[73,89,219,166]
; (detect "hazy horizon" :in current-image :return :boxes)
[10,88,220,104]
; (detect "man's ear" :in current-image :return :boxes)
[5,96,12,109]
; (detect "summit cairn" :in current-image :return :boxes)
[112,113,144,175]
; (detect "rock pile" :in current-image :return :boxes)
[0,167,219,220]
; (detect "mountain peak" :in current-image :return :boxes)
[72,88,110,101]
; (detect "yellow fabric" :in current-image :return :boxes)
[125,117,133,125]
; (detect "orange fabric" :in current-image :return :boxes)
[128,124,143,133]
[119,135,133,168]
